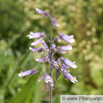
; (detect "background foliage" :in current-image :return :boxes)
[0,0,103,103]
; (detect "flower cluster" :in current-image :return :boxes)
[18,8,78,90]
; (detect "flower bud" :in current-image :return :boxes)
[35,57,47,62]
[52,19,60,27]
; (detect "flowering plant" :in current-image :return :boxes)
[18,8,78,103]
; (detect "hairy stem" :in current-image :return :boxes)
[50,19,53,103]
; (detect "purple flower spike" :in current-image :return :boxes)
[52,19,60,27]
[31,37,43,46]
[59,33,75,43]
[57,36,61,42]
[36,57,47,62]
[27,32,44,39]
[29,47,43,52]
[42,41,49,51]
[36,8,49,17]
[61,45,72,50]
[44,74,54,87]
[64,70,78,83]
[61,57,77,69]
[18,69,38,77]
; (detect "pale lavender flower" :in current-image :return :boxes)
[61,57,77,69]
[18,69,38,77]
[29,47,43,52]
[64,70,78,83]
[36,8,49,17]
[60,45,72,50]
[52,60,59,68]
[52,44,56,49]
[63,73,67,80]
[42,41,49,51]
[61,66,70,71]
[27,32,45,39]
[56,46,66,54]
[59,33,75,43]
[38,76,43,82]
[31,37,43,46]
[44,74,54,87]
[52,19,60,27]
[57,36,61,42]
[36,57,47,62]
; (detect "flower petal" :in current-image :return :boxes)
[36,8,49,17]
[42,41,49,51]
[59,33,75,43]
[35,57,47,62]
[52,19,60,26]
[31,37,43,46]
[64,70,78,83]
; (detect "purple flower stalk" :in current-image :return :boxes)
[18,8,78,103]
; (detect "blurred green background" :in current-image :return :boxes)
[0,0,103,103]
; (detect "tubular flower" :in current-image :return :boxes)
[36,8,49,17]
[61,66,70,71]
[38,76,43,82]
[44,74,54,87]
[52,19,60,27]
[56,46,66,54]
[59,45,72,51]
[18,69,38,77]
[61,57,77,69]
[27,32,45,39]
[42,41,49,51]
[59,33,75,43]
[64,70,78,83]
[31,37,43,46]
[57,36,61,42]
[29,47,43,52]
[35,57,47,62]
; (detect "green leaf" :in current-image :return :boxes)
[11,74,39,103]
